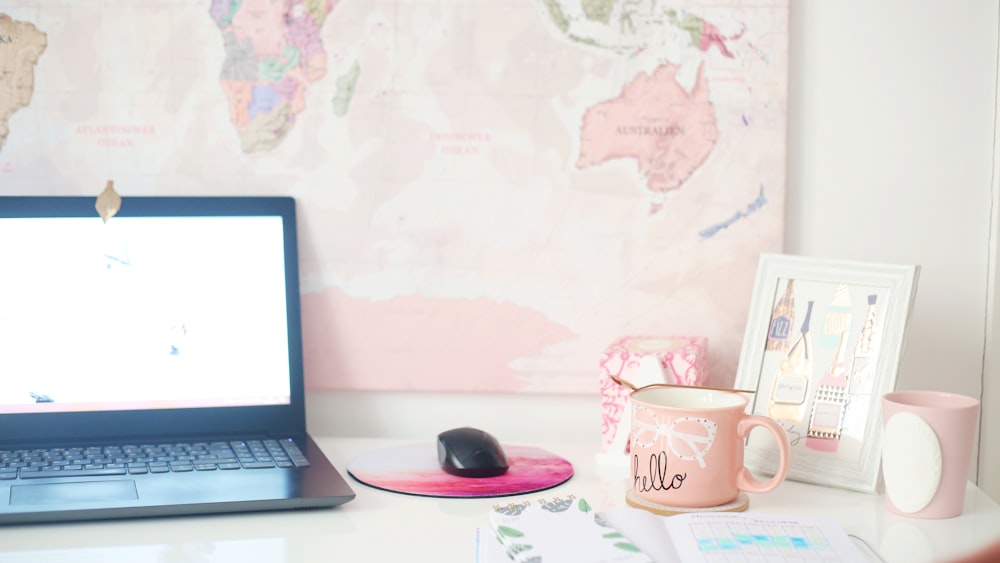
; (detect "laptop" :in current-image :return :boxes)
[0,195,355,524]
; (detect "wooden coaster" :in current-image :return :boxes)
[625,489,749,516]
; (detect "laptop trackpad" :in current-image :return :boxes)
[10,480,138,506]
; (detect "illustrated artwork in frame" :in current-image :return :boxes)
[735,253,920,493]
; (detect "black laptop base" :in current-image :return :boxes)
[0,434,355,525]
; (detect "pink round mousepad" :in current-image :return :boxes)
[347,444,574,498]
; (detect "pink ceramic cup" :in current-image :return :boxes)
[629,385,790,509]
[881,390,980,519]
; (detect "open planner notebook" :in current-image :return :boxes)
[480,495,869,563]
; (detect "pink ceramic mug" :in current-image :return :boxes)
[881,390,980,518]
[628,385,790,509]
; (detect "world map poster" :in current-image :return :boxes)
[0,0,788,393]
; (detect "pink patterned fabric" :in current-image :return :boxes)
[598,336,709,452]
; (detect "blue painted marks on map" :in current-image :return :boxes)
[742,114,749,126]
[699,184,767,239]
[248,84,279,119]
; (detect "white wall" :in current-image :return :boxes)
[783,0,999,500]
[306,1,1000,500]
[984,116,1000,505]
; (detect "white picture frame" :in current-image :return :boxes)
[735,253,920,493]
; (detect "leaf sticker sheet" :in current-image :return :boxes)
[489,496,652,563]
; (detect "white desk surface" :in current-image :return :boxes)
[0,437,997,562]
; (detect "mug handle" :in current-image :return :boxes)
[735,414,790,494]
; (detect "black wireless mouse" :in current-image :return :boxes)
[436,427,509,478]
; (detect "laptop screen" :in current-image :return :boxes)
[0,196,306,442]
[0,215,292,414]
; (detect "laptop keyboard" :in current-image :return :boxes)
[0,438,310,480]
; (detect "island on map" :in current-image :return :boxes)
[210,0,335,153]
[539,1,741,57]
[332,61,360,117]
[576,62,719,214]
[0,13,47,154]
[666,8,744,58]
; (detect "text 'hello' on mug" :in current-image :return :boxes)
[627,385,791,513]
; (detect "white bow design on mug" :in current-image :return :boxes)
[631,404,718,468]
